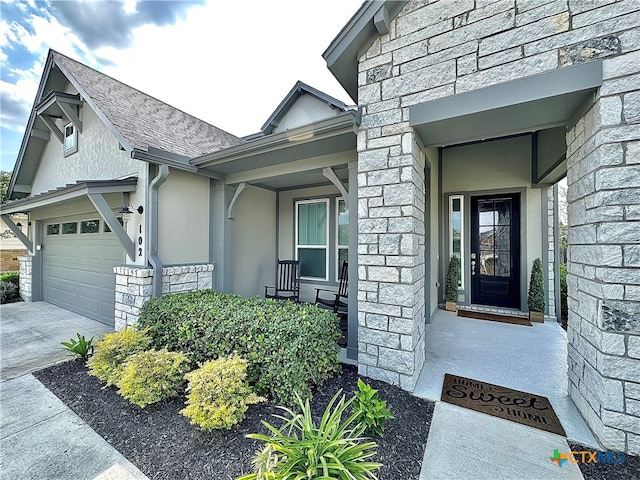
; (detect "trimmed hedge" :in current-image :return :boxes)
[137,290,342,405]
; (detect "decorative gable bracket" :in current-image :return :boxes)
[35,91,83,143]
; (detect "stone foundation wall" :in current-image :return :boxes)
[113,264,214,330]
[18,255,32,302]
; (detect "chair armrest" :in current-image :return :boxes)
[315,288,336,303]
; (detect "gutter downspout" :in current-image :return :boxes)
[149,165,169,296]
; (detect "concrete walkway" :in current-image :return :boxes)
[416,310,599,480]
[0,301,147,480]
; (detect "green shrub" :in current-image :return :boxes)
[353,378,394,437]
[445,255,460,303]
[87,328,151,386]
[181,354,264,431]
[0,272,19,285]
[61,333,94,360]
[238,390,381,480]
[138,290,342,405]
[117,348,190,408]
[528,258,545,312]
[0,281,17,304]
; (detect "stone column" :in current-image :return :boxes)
[357,128,426,390]
[18,255,32,302]
[566,74,640,454]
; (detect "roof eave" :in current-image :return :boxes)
[192,110,360,169]
[322,1,408,102]
[7,52,57,200]
[0,178,138,215]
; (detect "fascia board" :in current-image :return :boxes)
[193,111,358,168]
[53,56,134,155]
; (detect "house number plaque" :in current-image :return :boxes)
[138,224,143,257]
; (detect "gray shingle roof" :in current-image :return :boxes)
[52,50,244,158]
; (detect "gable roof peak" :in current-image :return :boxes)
[261,80,355,135]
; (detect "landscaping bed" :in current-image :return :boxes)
[35,360,435,480]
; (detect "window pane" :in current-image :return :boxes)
[64,125,75,149]
[337,199,348,246]
[80,219,100,233]
[494,199,511,225]
[298,248,326,278]
[338,248,348,269]
[449,195,464,289]
[47,224,60,235]
[104,217,123,233]
[298,202,326,246]
[62,222,77,234]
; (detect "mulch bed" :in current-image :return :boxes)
[34,361,434,480]
[569,442,640,480]
[31,360,640,480]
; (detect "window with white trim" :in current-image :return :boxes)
[63,123,77,156]
[449,195,464,289]
[296,199,328,280]
[336,198,348,281]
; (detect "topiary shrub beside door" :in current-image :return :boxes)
[445,255,461,311]
[528,258,545,323]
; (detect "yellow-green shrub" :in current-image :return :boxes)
[87,327,151,386]
[118,348,190,408]
[181,355,264,431]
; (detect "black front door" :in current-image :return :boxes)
[470,193,520,308]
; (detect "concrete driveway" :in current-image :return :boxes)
[1,301,113,381]
[0,301,147,480]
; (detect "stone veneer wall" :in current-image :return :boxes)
[113,264,214,330]
[566,61,640,453]
[356,131,426,390]
[18,255,32,302]
[356,0,640,451]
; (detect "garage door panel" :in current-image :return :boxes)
[44,218,122,326]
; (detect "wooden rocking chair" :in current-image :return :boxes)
[314,261,348,314]
[264,259,300,302]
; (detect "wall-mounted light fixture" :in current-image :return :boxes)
[119,192,143,221]
[119,202,144,220]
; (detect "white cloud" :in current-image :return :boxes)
[92,0,362,136]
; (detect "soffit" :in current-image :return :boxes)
[410,61,603,148]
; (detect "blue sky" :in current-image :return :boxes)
[0,0,363,172]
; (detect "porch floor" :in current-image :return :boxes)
[413,309,598,448]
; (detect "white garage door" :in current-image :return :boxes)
[43,217,123,326]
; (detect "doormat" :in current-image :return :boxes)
[457,308,532,326]
[441,373,566,436]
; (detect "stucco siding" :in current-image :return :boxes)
[233,186,276,297]
[278,184,347,303]
[31,101,141,196]
[274,95,342,133]
[157,170,209,264]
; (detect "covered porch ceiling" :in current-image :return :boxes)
[410,61,603,160]
[191,111,358,190]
